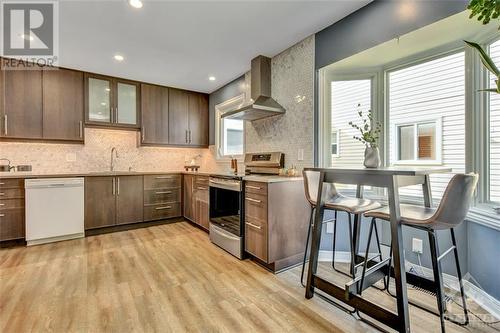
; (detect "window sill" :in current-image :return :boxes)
[467,205,500,231]
[392,161,443,166]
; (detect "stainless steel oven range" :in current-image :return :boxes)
[209,175,244,259]
[209,152,284,259]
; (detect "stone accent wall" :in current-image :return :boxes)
[245,35,315,170]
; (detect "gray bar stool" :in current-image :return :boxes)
[362,173,478,333]
[301,170,382,286]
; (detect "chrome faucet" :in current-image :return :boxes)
[110,147,119,172]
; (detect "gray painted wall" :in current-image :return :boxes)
[467,223,500,300]
[208,76,246,145]
[315,0,469,69]
[314,0,499,301]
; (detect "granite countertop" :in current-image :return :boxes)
[0,171,181,179]
[0,170,302,182]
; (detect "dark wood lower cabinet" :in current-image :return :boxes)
[244,180,310,272]
[183,174,195,221]
[84,177,116,229]
[116,176,143,225]
[85,175,182,231]
[184,175,209,230]
[0,178,25,241]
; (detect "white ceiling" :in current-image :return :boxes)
[58,0,371,93]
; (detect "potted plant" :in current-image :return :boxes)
[467,0,500,29]
[348,105,382,168]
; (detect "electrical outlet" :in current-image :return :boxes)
[298,149,304,161]
[412,238,423,254]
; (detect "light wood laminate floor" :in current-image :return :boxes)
[0,221,498,332]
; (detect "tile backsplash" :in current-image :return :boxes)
[0,128,218,174]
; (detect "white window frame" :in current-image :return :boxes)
[214,93,246,160]
[392,117,443,165]
[319,72,379,167]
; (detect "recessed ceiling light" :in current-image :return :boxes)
[208,76,216,81]
[19,33,34,41]
[114,54,124,61]
[128,0,143,9]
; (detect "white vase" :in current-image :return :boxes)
[364,147,380,168]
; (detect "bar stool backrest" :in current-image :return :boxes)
[431,173,479,228]
[302,170,338,206]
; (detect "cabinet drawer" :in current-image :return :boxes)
[144,203,181,221]
[0,179,24,189]
[0,199,24,210]
[144,188,180,204]
[144,175,181,189]
[0,188,24,199]
[245,217,268,262]
[0,208,25,241]
[245,193,267,222]
[245,181,267,195]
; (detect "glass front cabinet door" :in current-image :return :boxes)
[86,74,140,128]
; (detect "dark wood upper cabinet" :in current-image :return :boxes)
[85,73,140,129]
[141,83,169,145]
[188,93,208,146]
[168,88,189,145]
[1,59,43,139]
[42,68,84,141]
[116,176,144,225]
[167,89,208,147]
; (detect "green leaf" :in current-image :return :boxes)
[464,40,500,76]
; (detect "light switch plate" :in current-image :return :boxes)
[412,238,423,254]
[326,222,333,234]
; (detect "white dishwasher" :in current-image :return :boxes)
[25,178,85,246]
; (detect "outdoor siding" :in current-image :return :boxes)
[388,51,466,201]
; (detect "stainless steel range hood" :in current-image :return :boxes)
[222,55,285,121]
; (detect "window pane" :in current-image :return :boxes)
[330,80,371,167]
[389,52,465,200]
[417,123,436,160]
[398,125,415,160]
[88,78,111,122]
[117,83,137,124]
[223,118,243,156]
[489,40,500,202]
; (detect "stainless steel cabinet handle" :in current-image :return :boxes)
[155,176,173,179]
[245,222,262,230]
[155,191,172,194]
[0,193,5,196]
[4,115,7,135]
[189,130,191,143]
[112,178,116,196]
[79,121,83,138]
[185,130,188,143]
[0,214,4,217]
[197,187,207,190]
[246,185,262,190]
[117,177,120,195]
[142,127,145,142]
[155,206,172,210]
[245,197,261,203]
[0,203,5,206]
[0,182,4,185]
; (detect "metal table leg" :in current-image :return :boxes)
[388,175,411,333]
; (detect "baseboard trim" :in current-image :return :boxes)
[318,250,500,320]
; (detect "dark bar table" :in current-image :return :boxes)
[303,166,451,333]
